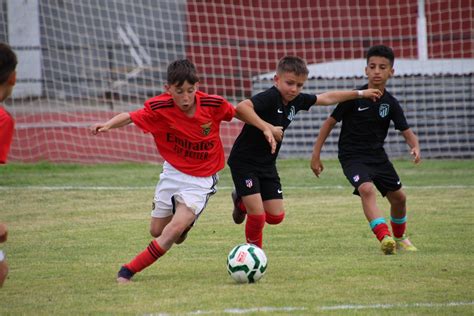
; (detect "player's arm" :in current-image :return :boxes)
[90,112,132,135]
[311,116,337,177]
[235,99,279,153]
[315,89,382,105]
[401,128,421,164]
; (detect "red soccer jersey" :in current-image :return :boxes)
[0,106,14,164]
[130,91,235,177]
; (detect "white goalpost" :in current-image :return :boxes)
[0,0,472,163]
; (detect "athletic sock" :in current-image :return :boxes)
[238,199,247,213]
[369,217,391,241]
[245,213,266,248]
[265,211,285,225]
[390,215,407,238]
[124,239,167,273]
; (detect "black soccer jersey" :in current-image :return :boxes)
[331,84,409,164]
[228,86,316,168]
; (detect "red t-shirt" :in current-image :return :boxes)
[130,91,235,177]
[0,106,14,164]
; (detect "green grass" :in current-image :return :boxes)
[0,159,473,315]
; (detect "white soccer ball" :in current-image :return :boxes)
[227,243,267,283]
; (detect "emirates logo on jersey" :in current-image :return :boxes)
[201,122,212,135]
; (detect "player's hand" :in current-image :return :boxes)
[271,125,284,142]
[411,146,421,164]
[310,156,324,177]
[90,123,109,135]
[362,89,383,102]
[263,129,277,154]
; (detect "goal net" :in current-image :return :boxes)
[1,0,472,163]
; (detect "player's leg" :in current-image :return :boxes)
[241,193,266,248]
[261,176,285,225]
[376,162,417,251]
[117,163,216,283]
[0,256,7,288]
[0,223,8,287]
[386,189,417,251]
[231,189,246,224]
[343,162,395,254]
[229,167,252,224]
[117,202,196,284]
[150,216,172,238]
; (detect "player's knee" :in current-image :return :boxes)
[391,190,406,205]
[149,229,161,238]
[265,211,285,225]
[358,182,375,197]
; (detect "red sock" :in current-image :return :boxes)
[245,213,266,248]
[391,221,406,238]
[238,200,247,213]
[265,211,285,225]
[124,239,166,273]
[372,223,391,241]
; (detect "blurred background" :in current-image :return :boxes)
[0,0,472,163]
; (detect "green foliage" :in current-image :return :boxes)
[0,159,473,315]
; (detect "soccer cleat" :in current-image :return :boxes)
[395,235,418,251]
[380,235,396,255]
[232,190,246,224]
[117,265,134,283]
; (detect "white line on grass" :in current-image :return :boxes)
[1,185,473,191]
[152,301,474,315]
[318,301,474,311]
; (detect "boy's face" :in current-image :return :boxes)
[365,56,394,87]
[274,72,307,104]
[166,81,199,115]
[0,71,16,102]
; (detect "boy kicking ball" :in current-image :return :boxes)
[90,59,275,283]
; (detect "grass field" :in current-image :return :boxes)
[0,159,473,315]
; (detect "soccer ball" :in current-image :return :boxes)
[227,243,267,283]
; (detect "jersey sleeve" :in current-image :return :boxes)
[300,93,317,111]
[129,100,161,134]
[215,96,236,122]
[331,100,353,122]
[391,101,409,131]
[250,88,278,113]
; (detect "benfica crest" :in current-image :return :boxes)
[201,122,212,135]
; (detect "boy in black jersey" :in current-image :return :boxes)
[228,56,382,249]
[311,45,421,255]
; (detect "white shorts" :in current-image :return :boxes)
[151,161,218,219]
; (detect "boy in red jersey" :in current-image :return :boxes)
[311,45,420,254]
[91,59,274,283]
[228,56,382,249]
[0,42,17,288]
[0,42,17,164]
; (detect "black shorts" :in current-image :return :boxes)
[229,164,283,201]
[340,160,402,197]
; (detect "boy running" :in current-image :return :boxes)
[91,59,262,283]
[228,56,382,249]
[311,45,421,255]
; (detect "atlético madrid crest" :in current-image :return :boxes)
[201,122,212,135]
[245,179,253,188]
[379,103,390,118]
